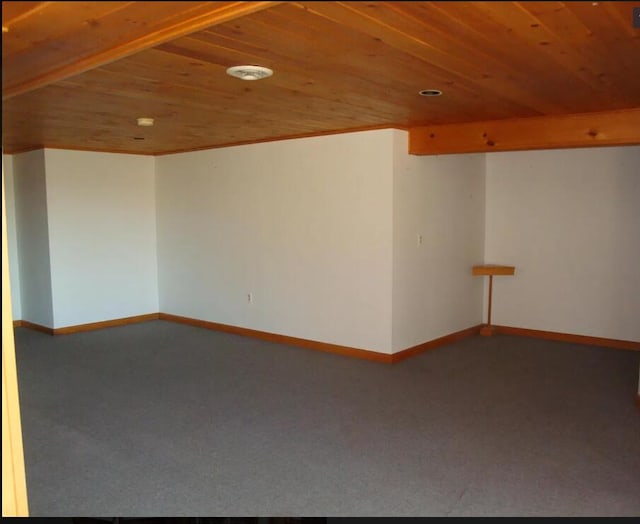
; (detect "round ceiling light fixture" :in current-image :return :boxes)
[226,65,274,81]
[137,117,155,127]
[419,89,443,97]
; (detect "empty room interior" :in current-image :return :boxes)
[2,1,640,518]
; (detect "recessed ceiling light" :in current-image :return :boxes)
[137,117,154,127]
[2,26,9,33]
[419,89,443,97]
[226,65,274,81]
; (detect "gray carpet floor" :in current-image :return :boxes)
[13,320,640,517]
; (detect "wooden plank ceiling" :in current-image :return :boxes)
[2,1,640,155]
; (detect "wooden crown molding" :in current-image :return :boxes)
[409,108,640,155]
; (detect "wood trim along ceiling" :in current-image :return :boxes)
[409,108,640,155]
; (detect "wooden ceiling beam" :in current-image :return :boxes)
[2,1,282,100]
[409,108,640,155]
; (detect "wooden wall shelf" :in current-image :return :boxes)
[472,264,515,276]
[472,264,516,336]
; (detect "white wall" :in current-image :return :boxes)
[392,131,486,351]
[485,146,640,342]
[7,138,637,347]
[12,150,54,327]
[2,155,22,320]
[44,150,158,328]
[156,130,394,353]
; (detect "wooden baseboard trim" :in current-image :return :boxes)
[17,320,54,335]
[17,311,638,359]
[159,313,482,364]
[391,324,483,363]
[158,312,393,363]
[53,313,160,335]
[17,314,160,335]
[493,325,640,351]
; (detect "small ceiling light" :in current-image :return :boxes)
[226,65,274,81]
[419,89,443,97]
[137,117,154,127]
[2,26,9,33]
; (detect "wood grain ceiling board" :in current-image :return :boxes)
[1,1,281,98]
[2,1,639,155]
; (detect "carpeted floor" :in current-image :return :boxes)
[13,320,640,517]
